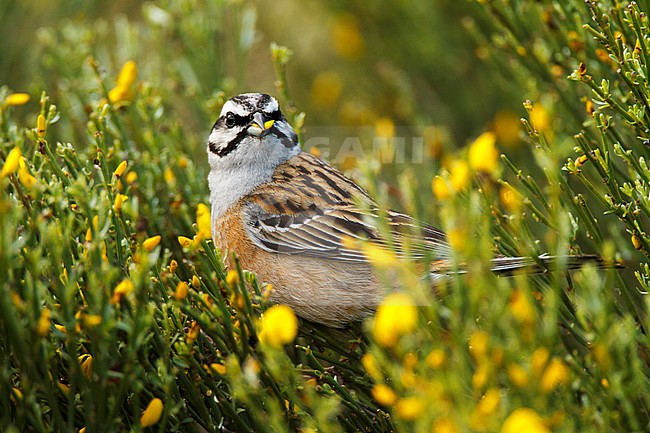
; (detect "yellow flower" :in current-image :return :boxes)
[113,194,128,213]
[472,362,489,391]
[191,275,201,289]
[375,117,395,138]
[164,166,175,184]
[83,314,102,327]
[109,61,138,104]
[5,93,30,106]
[469,330,489,361]
[531,347,549,372]
[426,348,447,369]
[110,279,134,304]
[500,184,522,212]
[125,171,138,184]
[58,382,70,394]
[37,114,47,139]
[259,304,298,348]
[1,146,22,178]
[371,384,397,406]
[529,104,550,132]
[447,227,467,252]
[113,160,128,177]
[11,387,23,402]
[468,132,499,173]
[540,358,569,392]
[187,321,200,345]
[169,259,178,274]
[108,85,133,104]
[509,288,535,324]
[432,175,451,200]
[210,363,227,375]
[475,388,500,416]
[226,269,239,286]
[117,60,138,87]
[174,281,189,300]
[142,235,161,252]
[363,243,396,269]
[395,396,424,420]
[331,13,364,59]
[178,236,192,247]
[196,203,212,239]
[79,354,93,378]
[311,70,343,107]
[501,408,550,433]
[36,307,51,335]
[372,293,417,347]
[507,364,529,388]
[140,397,163,427]
[449,159,471,191]
[361,353,380,379]
[18,159,37,189]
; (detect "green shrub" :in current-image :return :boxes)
[1,1,649,432]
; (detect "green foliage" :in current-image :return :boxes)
[1,1,649,433]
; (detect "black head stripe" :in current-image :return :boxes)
[211,128,249,157]
[230,95,255,111]
[256,93,271,109]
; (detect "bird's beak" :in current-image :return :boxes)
[248,112,275,137]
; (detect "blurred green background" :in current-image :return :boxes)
[0,0,522,150]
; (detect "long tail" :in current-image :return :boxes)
[489,253,621,275]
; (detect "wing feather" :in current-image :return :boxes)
[243,152,452,263]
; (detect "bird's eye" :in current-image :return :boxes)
[225,113,236,128]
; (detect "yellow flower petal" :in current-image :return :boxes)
[37,114,47,139]
[113,160,128,177]
[432,175,451,200]
[259,304,298,348]
[178,236,192,247]
[468,131,499,173]
[371,384,397,406]
[540,358,569,392]
[196,203,212,239]
[36,308,51,336]
[18,165,36,189]
[174,281,189,300]
[117,60,138,88]
[1,147,22,178]
[113,194,128,213]
[395,396,424,420]
[140,397,163,427]
[142,235,161,252]
[79,354,93,378]
[210,363,227,375]
[501,408,550,433]
[110,279,134,304]
[372,293,417,347]
[5,93,30,106]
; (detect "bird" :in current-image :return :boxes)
[207,92,603,328]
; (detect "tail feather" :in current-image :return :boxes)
[489,254,620,275]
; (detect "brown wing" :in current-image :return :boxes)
[242,152,452,263]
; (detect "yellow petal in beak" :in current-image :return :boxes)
[248,113,275,137]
